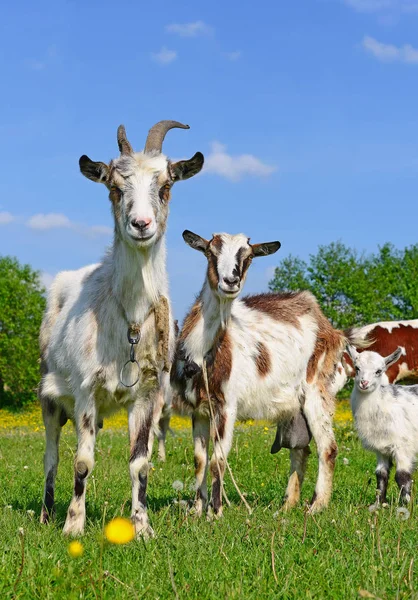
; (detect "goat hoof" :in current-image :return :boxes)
[135,524,155,540]
[190,498,205,518]
[63,522,85,537]
[206,505,223,521]
[40,508,55,524]
[308,500,327,514]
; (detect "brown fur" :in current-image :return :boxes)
[190,328,233,410]
[242,291,316,329]
[306,309,345,385]
[344,323,418,384]
[154,295,170,371]
[254,341,272,377]
[179,297,202,341]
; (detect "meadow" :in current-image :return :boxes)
[0,402,416,600]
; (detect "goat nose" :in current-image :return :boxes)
[223,276,240,286]
[361,379,369,387]
[131,217,152,231]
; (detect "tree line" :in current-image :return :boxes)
[269,241,418,329]
[1,243,417,407]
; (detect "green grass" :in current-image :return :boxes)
[0,422,416,599]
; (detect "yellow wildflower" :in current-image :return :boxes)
[104,517,135,545]
[68,541,83,558]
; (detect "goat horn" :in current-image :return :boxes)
[144,120,190,154]
[117,125,134,155]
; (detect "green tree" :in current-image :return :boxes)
[269,242,418,329]
[0,256,46,407]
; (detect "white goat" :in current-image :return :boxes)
[348,345,418,505]
[171,231,362,516]
[39,121,203,537]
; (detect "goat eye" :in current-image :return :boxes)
[376,370,382,376]
[159,184,171,202]
[355,366,360,374]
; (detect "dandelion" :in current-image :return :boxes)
[5,505,12,510]
[264,427,269,432]
[261,482,265,487]
[172,480,184,492]
[104,517,135,545]
[342,457,349,465]
[26,510,35,518]
[23,466,29,470]
[18,527,24,536]
[368,503,380,513]
[173,499,188,508]
[272,511,279,519]
[396,507,410,521]
[68,541,84,558]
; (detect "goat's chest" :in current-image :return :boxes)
[352,397,394,452]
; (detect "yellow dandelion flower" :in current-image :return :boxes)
[104,517,135,545]
[261,482,265,487]
[264,427,269,431]
[68,541,83,558]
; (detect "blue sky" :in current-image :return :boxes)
[0,0,417,320]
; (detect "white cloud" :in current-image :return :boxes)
[27,213,72,230]
[40,272,55,289]
[344,0,418,12]
[362,35,418,63]
[204,142,277,181]
[151,47,177,65]
[26,212,112,237]
[166,21,213,37]
[0,211,14,225]
[225,51,241,61]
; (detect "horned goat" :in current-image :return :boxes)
[38,121,203,537]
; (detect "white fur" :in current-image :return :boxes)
[174,233,345,514]
[350,347,418,504]
[39,150,177,538]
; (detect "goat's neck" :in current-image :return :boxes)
[200,279,234,348]
[109,235,168,324]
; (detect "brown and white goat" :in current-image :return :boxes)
[343,320,418,384]
[38,121,203,537]
[171,231,361,516]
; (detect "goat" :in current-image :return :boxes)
[347,345,418,506]
[38,121,203,537]
[344,320,418,385]
[171,230,362,516]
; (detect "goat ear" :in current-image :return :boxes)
[182,230,209,253]
[252,241,281,257]
[346,344,359,364]
[384,347,403,369]
[171,152,204,182]
[79,155,109,184]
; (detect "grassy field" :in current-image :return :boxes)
[0,403,416,599]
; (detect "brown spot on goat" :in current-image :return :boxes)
[180,297,202,341]
[193,328,233,408]
[325,442,338,467]
[243,291,315,329]
[254,341,271,377]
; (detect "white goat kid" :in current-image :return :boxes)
[172,231,357,517]
[39,121,203,537]
[348,345,418,505]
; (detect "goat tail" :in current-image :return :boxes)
[344,326,375,349]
